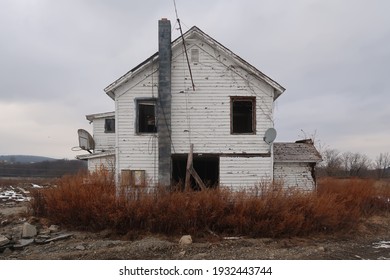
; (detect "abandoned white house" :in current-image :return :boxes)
[76,19,321,191]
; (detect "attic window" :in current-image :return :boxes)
[231,97,256,134]
[191,48,199,63]
[136,99,157,134]
[104,118,115,133]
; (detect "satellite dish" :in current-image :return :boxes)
[77,129,95,153]
[264,128,277,144]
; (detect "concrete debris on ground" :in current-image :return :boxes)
[14,238,34,249]
[0,235,10,247]
[22,222,37,238]
[0,222,73,254]
[179,235,192,246]
[48,225,60,233]
[75,245,86,251]
[0,184,46,204]
[372,241,390,249]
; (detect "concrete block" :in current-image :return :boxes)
[179,235,192,246]
[22,222,37,238]
[0,235,10,246]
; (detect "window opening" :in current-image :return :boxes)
[231,97,255,134]
[104,118,115,133]
[137,100,156,133]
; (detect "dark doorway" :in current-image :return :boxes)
[172,155,219,190]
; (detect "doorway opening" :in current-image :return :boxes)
[172,155,219,190]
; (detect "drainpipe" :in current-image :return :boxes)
[157,18,172,187]
[115,98,120,195]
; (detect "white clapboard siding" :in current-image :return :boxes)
[171,42,274,154]
[113,36,275,187]
[115,63,159,186]
[88,155,115,173]
[92,118,116,152]
[273,162,315,191]
[220,156,272,190]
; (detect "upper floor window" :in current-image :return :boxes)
[104,118,115,133]
[231,97,256,134]
[136,99,157,134]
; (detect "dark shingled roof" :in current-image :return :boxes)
[274,141,322,163]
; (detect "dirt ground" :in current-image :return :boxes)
[1,202,390,260]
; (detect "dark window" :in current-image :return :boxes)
[231,97,256,134]
[104,118,115,133]
[137,100,156,133]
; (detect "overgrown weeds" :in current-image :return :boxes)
[29,173,390,238]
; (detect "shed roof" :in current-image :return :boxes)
[86,111,115,122]
[76,150,115,161]
[104,25,285,100]
[273,142,322,163]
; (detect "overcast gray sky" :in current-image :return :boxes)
[0,0,389,160]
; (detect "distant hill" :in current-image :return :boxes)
[0,155,57,164]
[0,157,87,178]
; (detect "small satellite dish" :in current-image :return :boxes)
[264,128,277,144]
[77,129,95,153]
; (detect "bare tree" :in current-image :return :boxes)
[341,152,371,177]
[319,148,342,176]
[375,152,390,179]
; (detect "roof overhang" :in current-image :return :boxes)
[76,150,115,161]
[86,111,115,122]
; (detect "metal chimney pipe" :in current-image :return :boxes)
[157,18,172,187]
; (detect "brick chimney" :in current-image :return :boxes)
[157,18,172,187]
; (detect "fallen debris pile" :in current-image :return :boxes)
[0,186,30,203]
[0,184,45,204]
[0,221,73,254]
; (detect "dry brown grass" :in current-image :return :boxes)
[29,173,390,238]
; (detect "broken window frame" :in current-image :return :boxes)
[135,98,157,134]
[230,96,256,134]
[104,118,115,133]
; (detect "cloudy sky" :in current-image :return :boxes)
[0,0,389,160]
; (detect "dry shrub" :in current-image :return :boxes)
[30,168,116,230]
[317,177,388,215]
[30,173,390,237]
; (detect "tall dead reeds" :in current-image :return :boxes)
[29,172,390,238]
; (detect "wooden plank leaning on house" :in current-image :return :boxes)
[185,144,206,191]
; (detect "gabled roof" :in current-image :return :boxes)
[104,25,285,100]
[274,141,322,163]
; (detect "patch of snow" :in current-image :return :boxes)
[31,183,43,188]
